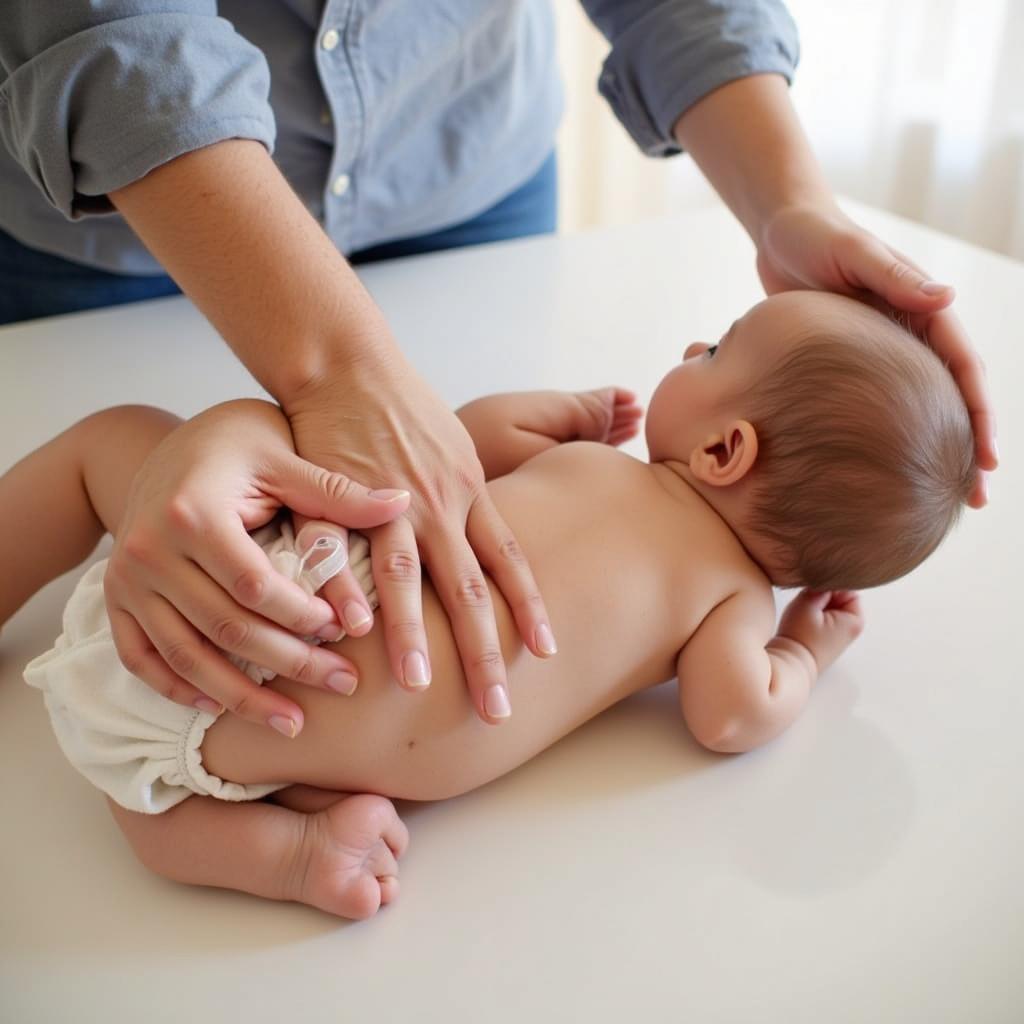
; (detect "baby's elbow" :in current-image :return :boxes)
[687,701,785,755]
[688,713,753,754]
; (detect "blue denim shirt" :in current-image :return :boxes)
[0,1,798,274]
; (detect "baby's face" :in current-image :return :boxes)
[645,291,849,463]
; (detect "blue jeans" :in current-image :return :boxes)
[0,152,557,325]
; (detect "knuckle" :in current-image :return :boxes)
[288,603,321,636]
[386,618,423,643]
[469,647,504,673]
[118,530,158,571]
[211,616,250,651]
[496,535,525,566]
[513,591,545,617]
[454,572,490,608]
[379,550,420,585]
[162,681,193,706]
[166,493,202,535]
[885,259,913,285]
[118,646,148,679]
[315,467,355,503]
[287,653,317,685]
[161,640,197,679]
[232,568,268,607]
[227,691,254,717]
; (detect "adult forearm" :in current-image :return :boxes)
[109,140,399,404]
[672,73,836,243]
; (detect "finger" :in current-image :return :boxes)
[799,588,834,611]
[191,520,342,640]
[377,876,400,907]
[139,595,306,735]
[421,520,512,724]
[607,423,641,446]
[107,607,216,711]
[294,520,375,637]
[467,494,556,664]
[368,516,430,692]
[159,559,361,695]
[840,235,956,311]
[368,843,399,882]
[262,449,411,528]
[919,309,998,473]
[381,808,410,859]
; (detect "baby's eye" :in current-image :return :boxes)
[705,344,718,358]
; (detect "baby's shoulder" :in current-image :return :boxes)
[520,439,647,483]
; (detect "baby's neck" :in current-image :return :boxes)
[647,458,777,581]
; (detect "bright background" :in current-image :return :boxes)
[555,0,1024,260]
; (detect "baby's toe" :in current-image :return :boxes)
[339,873,384,921]
[378,875,400,907]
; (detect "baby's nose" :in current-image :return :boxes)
[683,342,709,360]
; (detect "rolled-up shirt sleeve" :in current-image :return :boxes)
[0,2,276,219]
[579,0,800,156]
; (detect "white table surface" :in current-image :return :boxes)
[1,201,1021,1023]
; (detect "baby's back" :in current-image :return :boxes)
[203,443,762,799]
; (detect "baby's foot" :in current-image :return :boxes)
[573,387,644,447]
[293,794,409,919]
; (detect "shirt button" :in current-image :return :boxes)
[320,108,332,126]
[321,28,340,51]
[331,173,351,197]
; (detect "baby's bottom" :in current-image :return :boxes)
[109,786,409,919]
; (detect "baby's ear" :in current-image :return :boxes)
[689,420,758,487]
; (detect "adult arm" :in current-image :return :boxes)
[576,0,996,504]
[108,140,556,727]
[3,4,554,728]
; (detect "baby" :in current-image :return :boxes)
[2,291,975,920]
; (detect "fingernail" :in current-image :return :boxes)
[326,670,358,696]
[484,684,511,719]
[369,489,410,502]
[344,601,372,630]
[194,698,223,716]
[317,622,345,642]
[535,622,558,656]
[269,715,298,738]
[402,651,431,689]
[919,280,950,295]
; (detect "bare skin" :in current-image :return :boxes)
[5,293,872,917]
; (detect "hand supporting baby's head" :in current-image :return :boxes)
[736,295,975,589]
[648,290,976,590]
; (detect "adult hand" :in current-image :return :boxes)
[755,202,997,507]
[104,400,410,737]
[285,352,557,726]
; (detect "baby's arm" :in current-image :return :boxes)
[677,588,864,753]
[456,387,642,480]
[0,405,182,628]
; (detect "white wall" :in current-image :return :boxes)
[555,0,1024,260]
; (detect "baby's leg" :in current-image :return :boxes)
[0,405,181,626]
[109,790,408,919]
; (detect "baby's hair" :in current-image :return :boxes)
[742,303,975,590]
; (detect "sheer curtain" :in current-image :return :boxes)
[555,0,1024,260]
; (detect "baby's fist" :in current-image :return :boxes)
[777,589,865,674]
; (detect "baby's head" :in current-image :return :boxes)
[646,291,976,589]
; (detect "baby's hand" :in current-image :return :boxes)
[567,387,644,447]
[776,589,865,676]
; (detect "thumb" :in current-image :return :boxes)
[844,238,955,312]
[264,450,410,528]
